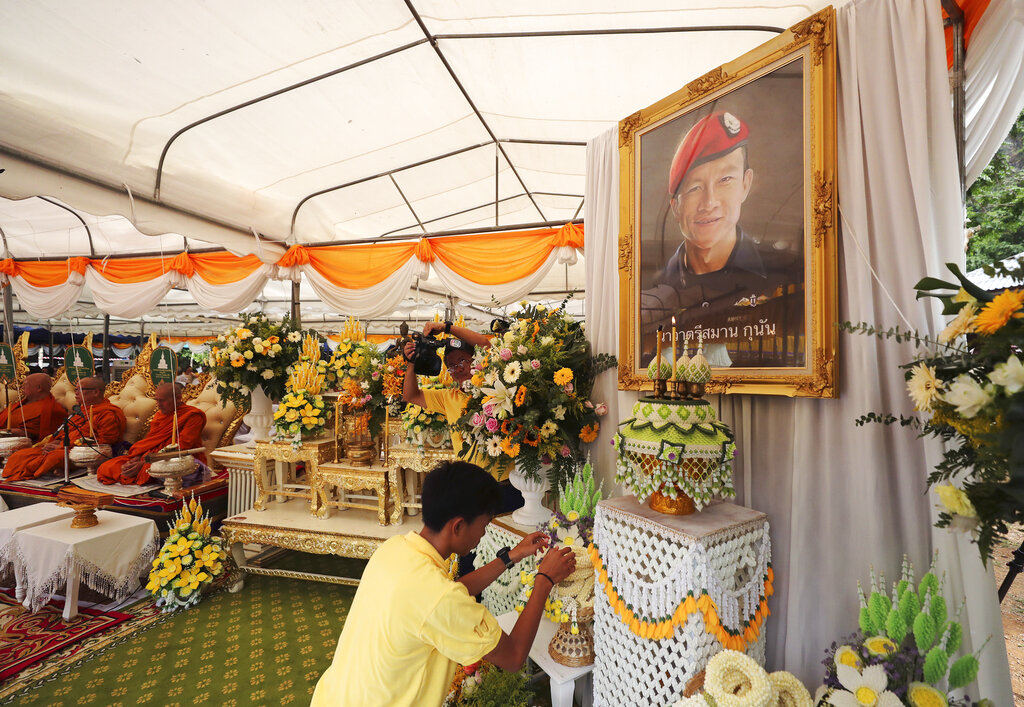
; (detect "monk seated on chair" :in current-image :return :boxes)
[97,382,207,487]
[2,377,127,482]
[0,372,68,443]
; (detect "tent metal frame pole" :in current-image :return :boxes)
[2,287,14,346]
[153,38,431,199]
[36,196,96,258]
[432,26,784,40]
[388,174,428,234]
[102,314,111,383]
[402,0,548,223]
[941,0,967,201]
[290,281,301,328]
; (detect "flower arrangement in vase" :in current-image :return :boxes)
[146,497,230,613]
[672,650,811,707]
[842,258,1024,561]
[207,312,306,405]
[814,557,990,707]
[273,334,329,443]
[456,300,616,489]
[442,661,534,707]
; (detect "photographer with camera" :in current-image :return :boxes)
[403,320,518,488]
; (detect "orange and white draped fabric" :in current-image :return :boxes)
[0,224,583,319]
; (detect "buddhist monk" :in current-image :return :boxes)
[97,382,207,486]
[2,377,127,481]
[0,372,68,443]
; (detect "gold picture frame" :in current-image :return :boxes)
[618,8,837,397]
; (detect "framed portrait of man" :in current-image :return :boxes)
[618,8,838,398]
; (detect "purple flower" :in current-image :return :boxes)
[485,418,499,433]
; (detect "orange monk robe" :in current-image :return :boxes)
[0,394,67,443]
[97,404,207,486]
[2,400,127,482]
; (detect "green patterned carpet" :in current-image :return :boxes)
[6,553,365,707]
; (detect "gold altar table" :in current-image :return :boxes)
[252,437,336,512]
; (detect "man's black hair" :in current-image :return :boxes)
[421,461,501,532]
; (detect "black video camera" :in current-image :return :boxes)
[408,332,446,376]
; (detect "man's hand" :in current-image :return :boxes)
[511,531,549,563]
[402,340,416,363]
[536,545,576,585]
[422,321,445,337]
[121,456,143,477]
[42,441,60,453]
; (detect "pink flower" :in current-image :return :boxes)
[483,402,495,416]
[371,371,380,379]
[485,418,499,433]
[530,359,541,370]
[559,445,571,457]
[500,348,513,361]
[564,383,574,394]
[471,412,484,427]
[594,402,608,416]
[585,400,594,409]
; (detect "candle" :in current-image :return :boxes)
[88,405,95,440]
[671,316,677,378]
[655,326,663,380]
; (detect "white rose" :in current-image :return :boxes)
[943,374,995,419]
[988,354,1024,394]
[261,369,275,380]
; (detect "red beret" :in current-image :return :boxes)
[668,111,749,195]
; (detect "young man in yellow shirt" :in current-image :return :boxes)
[311,461,576,706]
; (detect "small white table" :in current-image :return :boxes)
[0,504,76,601]
[13,510,158,620]
[497,612,594,707]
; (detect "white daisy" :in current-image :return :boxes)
[486,437,502,457]
[503,361,523,384]
[829,664,902,707]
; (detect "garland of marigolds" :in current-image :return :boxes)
[588,544,773,651]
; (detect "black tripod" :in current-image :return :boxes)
[998,537,1024,602]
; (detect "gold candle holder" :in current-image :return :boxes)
[333,398,341,462]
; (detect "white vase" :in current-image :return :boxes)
[244,385,274,446]
[509,462,552,527]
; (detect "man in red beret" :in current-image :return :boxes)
[642,110,803,367]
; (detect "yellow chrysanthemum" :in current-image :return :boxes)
[906,363,942,411]
[973,289,1024,334]
[553,368,574,386]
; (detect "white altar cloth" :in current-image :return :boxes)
[0,503,75,569]
[12,510,158,614]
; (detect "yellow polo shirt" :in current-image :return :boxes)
[422,387,510,481]
[311,532,502,707]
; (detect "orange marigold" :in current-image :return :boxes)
[973,289,1024,334]
[579,423,599,443]
[499,437,521,457]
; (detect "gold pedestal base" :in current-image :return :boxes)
[345,445,376,467]
[70,506,100,528]
[649,484,695,515]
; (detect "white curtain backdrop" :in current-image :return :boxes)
[584,0,1012,699]
[964,0,1024,186]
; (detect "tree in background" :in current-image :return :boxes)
[966,109,1024,270]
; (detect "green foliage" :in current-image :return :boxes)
[885,607,907,646]
[966,110,1024,270]
[929,594,947,627]
[944,620,963,654]
[923,646,950,685]
[913,612,937,653]
[558,457,603,516]
[858,606,874,635]
[460,669,534,707]
[899,587,921,624]
[948,654,980,689]
[869,592,891,632]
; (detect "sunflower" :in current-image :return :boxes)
[514,385,527,407]
[972,288,1024,334]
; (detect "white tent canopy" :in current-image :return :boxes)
[0,1,835,258]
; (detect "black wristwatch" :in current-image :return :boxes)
[495,546,514,570]
[444,320,453,335]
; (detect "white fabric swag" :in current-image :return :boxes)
[584,0,1012,700]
